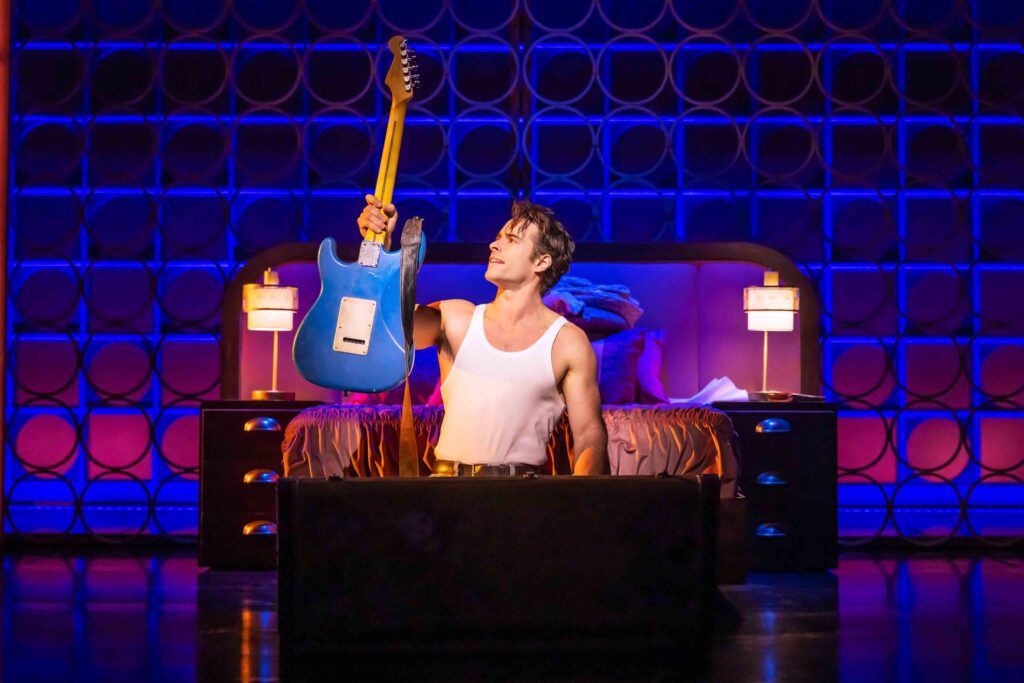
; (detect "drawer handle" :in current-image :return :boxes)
[243,469,279,486]
[242,520,277,536]
[244,417,281,432]
[756,472,788,487]
[755,418,791,433]
[756,523,788,538]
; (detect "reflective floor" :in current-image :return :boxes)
[2,550,1023,682]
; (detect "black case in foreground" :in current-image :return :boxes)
[278,475,719,658]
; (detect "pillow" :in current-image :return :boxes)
[635,330,667,404]
[545,276,644,326]
[590,328,645,404]
[576,307,630,339]
[542,290,581,317]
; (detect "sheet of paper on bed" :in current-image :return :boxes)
[668,376,749,405]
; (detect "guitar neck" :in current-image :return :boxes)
[371,99,408,242]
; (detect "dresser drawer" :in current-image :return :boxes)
[748,518,836,572]
[732,412,833,474]
[200,460,278,514]
[201,408,301,462]
[745,480,796,521]
[748,527,803,571]
[199,510,278,570]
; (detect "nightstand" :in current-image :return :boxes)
[199,400,321,570]
[713,401,837,572]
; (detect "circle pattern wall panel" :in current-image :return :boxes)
[7,1,1024,544]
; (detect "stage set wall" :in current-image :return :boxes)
[5,0,1024,545]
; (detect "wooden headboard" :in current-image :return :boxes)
[221,242,820,400]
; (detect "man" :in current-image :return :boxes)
[357,195,609,476]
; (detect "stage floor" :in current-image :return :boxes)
[1,550,1022,682]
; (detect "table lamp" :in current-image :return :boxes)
[744,271,799,401]
[243,268,298,400]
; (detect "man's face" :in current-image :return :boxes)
[485,219,549,290]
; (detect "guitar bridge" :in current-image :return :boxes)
[358,240,381,268]
[333,297,376,355]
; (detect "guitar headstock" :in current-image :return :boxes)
[383,35,420,104]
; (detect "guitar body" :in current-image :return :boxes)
[293,237,424,392]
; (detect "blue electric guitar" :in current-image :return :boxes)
[293,36,425,393]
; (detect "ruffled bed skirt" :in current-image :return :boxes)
[282,403,737,498]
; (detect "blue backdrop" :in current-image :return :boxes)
[6,0,1024,544]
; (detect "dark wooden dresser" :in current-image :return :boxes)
[199,400,320,570]
[713,400,838,572]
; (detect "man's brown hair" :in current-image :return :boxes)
[508,199,575,294]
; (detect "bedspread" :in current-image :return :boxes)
[281,403,737,498]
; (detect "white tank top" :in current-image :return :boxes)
[435,304,568,466]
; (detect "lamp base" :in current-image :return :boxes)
[251,389,296,401]
[748,390,792,402]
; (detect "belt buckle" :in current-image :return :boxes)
[435,460,459,477]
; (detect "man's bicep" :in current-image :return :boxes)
[563,339,603,425]
[562,337,609,475]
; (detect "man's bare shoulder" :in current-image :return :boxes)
[432,300,475,357]
[435,298,475,319]
[434,299,476,336]
[554,321,595,360]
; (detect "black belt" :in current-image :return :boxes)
[432,460,542,477]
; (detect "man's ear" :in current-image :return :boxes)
[534,252,552,274]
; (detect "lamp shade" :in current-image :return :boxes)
[246,308,295,332]
[744,271,799,332]
[243,269,298,332]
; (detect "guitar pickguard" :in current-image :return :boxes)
[333,297,376,356]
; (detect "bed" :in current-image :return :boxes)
[221,242,820,502]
